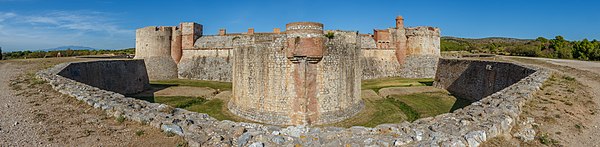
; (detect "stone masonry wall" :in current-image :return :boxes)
[178,49,233,82]
[175,25,440,81]
[360,49,403,79]
[433,59,537,101]
[228,29,363,126]
[38,58,550,146]
[57,60,150,95]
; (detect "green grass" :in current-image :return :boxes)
[185,99,230,120]
[361,77,433,92]
[140,77,473,128]
[391,92,472,118]
[136,96,234,121]
[354,98,409,127]
[151,79,232,91]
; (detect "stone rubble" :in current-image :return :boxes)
[37,59,550,147]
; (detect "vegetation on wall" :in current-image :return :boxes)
[441,36,600,61]
[1,48,135,60]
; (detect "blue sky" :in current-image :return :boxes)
[0,0,598,51]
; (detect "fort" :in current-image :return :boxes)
[133,16,441,125]
[33,16,553,146]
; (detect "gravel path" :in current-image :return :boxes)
[0,58,185,146]
[0,62,46,145]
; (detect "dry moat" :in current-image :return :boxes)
[128,77,473,127]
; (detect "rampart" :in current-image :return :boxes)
[38,58,550,146]
[56,60,150,95]
[135,16,442,82]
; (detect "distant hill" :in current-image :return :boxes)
[442,36,532,44]
[440,36,536,53]
[41,46,96,51]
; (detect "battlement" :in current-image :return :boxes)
[137,26,173,33]
[406,26,441,37]
[285,22,324,35]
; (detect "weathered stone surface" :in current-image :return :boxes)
[178,49,232,82]
[433,59,537,101]
[57,60,150,95]
[162,124,184,136]
[229,29,363,126]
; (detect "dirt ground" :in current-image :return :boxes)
[0,58,185,146]
[481,56,600,146]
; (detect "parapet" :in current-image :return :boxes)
[285,22,324,35]
[285,22,325,62]
[406,26,441,37]
[136,26,174,34]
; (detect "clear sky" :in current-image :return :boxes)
[0,0,598,51]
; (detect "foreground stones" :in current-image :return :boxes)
[37,59,550,146]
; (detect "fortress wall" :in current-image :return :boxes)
[135,26,178,80]
[360,49,402,79]
[398,55,440,78]
[434,58,537,101]
[193,35,236,49]
[178,49,233,82]
[406,27,441,56]
[360,35,377,49]
[57,60,150,95]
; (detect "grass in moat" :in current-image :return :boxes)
[324,91,469,128]
[361,77,434,93]
[140,77,472,127]
[390,92,472,118]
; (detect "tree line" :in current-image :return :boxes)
[441,36,600,61]
[0,48,135,60]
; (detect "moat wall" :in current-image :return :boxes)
[39,58,550,146]
[433,59,537,101]
[57,60,150,95]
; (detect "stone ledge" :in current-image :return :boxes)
[36,59,550,146]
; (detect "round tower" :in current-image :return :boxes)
[135,26,178,80]
[229,22,363,126]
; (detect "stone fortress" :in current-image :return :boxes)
[134,16,441,126]
[38,15,553,146]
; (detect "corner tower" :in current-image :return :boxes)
[135,26,178,80]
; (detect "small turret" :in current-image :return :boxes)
[396,16,404,29]
[219,28,226,36]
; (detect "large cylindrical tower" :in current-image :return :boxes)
[229,22,363,126]
[135,26,178,80]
